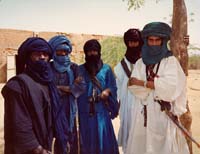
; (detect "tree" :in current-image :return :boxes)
[123,0,193,153]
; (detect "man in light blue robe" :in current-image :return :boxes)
[78,39,120,154]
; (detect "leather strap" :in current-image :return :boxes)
[121,58,131,78]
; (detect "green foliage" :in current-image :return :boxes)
[100,36,126,69]
[188,55,200,69]
[123,0,161,10]
[123,0,145,10]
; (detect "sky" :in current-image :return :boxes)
[0,0,199,46]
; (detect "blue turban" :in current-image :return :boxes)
[48,35,72,54]
[49,35,72,73]
[141,22,171,40]
[17,37,52,74]
[141,22,172,65]
[18,37,52,62]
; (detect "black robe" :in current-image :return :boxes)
[1,74,53,154]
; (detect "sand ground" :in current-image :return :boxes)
[0,69,200,154]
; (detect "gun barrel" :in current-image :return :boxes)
[166,110,200,148]
[155,99,200,149]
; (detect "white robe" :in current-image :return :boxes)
[114,57,137,153]
[126,56,189,154]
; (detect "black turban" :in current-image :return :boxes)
[124,28,143,47]
[83,39,101,54]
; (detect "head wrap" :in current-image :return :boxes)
[83,39,101,54]
[142,22,171,40]
[83,39,102,76]
[124,28,143,47]
[18,37,70,154]
[49,35,72,73]
[48,35,72,53]
[141,22,172,65]
[123,28,143,64]
[17,37,53,81]
[17,37,52,74]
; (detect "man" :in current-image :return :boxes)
[126,22,189,154]
[114,28,143,153]
[48,35,86,154]
[77,39,120,154]
[1,37,68,154]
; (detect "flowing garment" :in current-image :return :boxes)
[114,57,137,153]
[126,56,189,154]
[78,64,119,154]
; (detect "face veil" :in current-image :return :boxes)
[83,39,103,76]
[124,28,143,64]
[141,22,173,65]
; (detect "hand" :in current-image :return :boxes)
[100,88,111,100]
[128,77,155,89]
[57,85,71,93]
[32,145,51,154]
[74,76,83,84]
[128,77,141,86]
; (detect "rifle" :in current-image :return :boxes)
[88,88,99,116]
[92,76,120,111]
[155,100,200,149]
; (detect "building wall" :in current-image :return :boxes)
[0,29,108,83]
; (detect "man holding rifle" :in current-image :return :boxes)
[126,22,190,154]
[77,39,119,154]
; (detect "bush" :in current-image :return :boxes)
[188,55,200,69]
[100,36,125,69]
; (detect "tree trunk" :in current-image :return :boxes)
[171,0,192,153]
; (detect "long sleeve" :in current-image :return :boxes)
[114,63,124,99]
[106,65,120,119]
[70,66,86,99]
[2,81,39,154]
[153,56,187,115]
[128,58,152,100]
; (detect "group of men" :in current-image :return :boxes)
[1,21,189,154]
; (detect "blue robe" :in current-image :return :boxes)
[51,62,86,154]
[78,63,119,154]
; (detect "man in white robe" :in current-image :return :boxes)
[114,29,143,153]
[126,22,189,154]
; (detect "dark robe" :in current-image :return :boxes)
[51,62,86,154]
[1,74,53,154]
